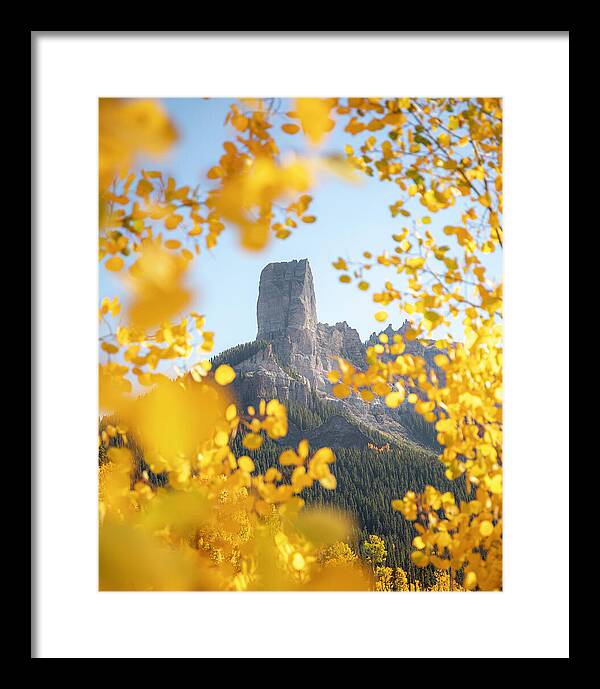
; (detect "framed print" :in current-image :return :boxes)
[32,31,570,659]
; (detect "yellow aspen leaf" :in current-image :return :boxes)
[333,383,351,399]
[207,166,224,180]
[302,216,316,224]
[479,520,494,537]
[137,372,155,387]
[298,440,309,459]
[374,311,388,322]
[105,256,124,272]
[345,117,365,135]
[360,389,375,403]
[411,551,429,567]
[135,178,153,199]
[189,365,206,383]
[101,342,119,354]
[406,257,425,269]
[214,364,236,386]
[438,132,451,147]
[339,275,351,284]
[413,536,425,550]
[319,473,337,490]
[242,433,263,450]
[214,431,229,448]
[279,449,302,466]
[424,311,442,329]
[165,214,183,230]
[385,389,405,408]
[126,244,191,329]
[367,118,384,131]
[372,382,390,396]
[296,98,334,145]
[231,114,249,132]
[225,404,237,422]
[489,474,502,495]
[164,239,181,250]
[312,447,335,464]
[358,281,369,291]
[435,419,456,433]
[327,370,341,383]
[238,456,255,473]
[281,123,300,134]
[263,468,282,484]
[99,99,177,191]
[464,571,478,590]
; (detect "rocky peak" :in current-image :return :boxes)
[366,320,412,346]
[216,259,443,449]
[317,321,365,371]
[256,259,317,339]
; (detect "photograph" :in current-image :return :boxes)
[98,96,503,592]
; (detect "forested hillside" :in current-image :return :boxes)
[230,426,466,586]
[206,338,452,582]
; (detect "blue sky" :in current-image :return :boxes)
[100,98,501,364]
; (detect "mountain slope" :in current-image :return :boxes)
[215,258,441,451]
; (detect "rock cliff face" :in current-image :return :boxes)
[252,259,365,391]
[257,259,317,337]
[226,259,438,449]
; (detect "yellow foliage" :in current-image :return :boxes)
[99,98,177,192]
[214,364,236,386]
[294,98,335,145]
[125,243,192,330]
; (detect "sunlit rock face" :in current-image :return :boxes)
[257,259,317,337]
[227,259,440,450]
[255,259,363,390]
